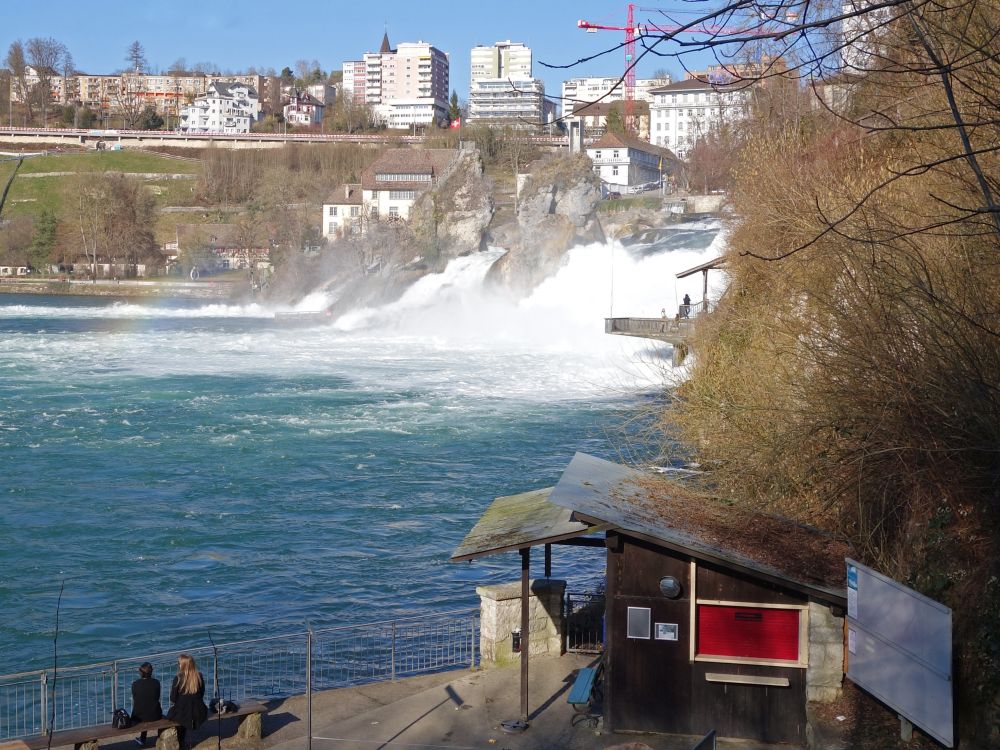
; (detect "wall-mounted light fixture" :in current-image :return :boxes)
[659,576,682,599]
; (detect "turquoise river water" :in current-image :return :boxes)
[0,220,724,675]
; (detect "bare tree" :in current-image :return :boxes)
[114,72,146,129]
[25,37,68,127]
[5,41,31,123]
[126,41,147,73]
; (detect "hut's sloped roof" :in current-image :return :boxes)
[450,487,608,562]
[548,453,849,605]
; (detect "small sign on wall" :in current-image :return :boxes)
[655,622,679,641]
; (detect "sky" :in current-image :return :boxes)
[0,0,720,100]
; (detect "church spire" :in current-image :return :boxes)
[379,30,392,55]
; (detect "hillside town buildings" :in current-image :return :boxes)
[466,40,550,128]
[9,67,266,125]
[342,34,450,128]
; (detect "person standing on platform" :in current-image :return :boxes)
[167,654,208,750]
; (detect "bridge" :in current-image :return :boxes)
[0,127,572,151]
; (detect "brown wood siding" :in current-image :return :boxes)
[696,560,807,605]
[606,535,808,744]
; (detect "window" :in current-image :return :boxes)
[594,150,602,159]
[612,150,620,159]
[327,222,335,233]
[389,190,417,200]
[612,166,619,176]
[370,207,378,220]
[388,206,399,217]
[330,206,338,217]
[696,604,804,665]
[350,206,360,217]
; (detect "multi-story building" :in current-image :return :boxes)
[560,75,670,118]
[179,81,261,134]
[467,41,546,127]
[585,131,676,192]
[648,78,752,158]
[343,34,450,128]
[341,60,366,104]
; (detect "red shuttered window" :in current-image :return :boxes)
[697,605,800,662]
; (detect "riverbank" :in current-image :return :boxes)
[0,277,242,300]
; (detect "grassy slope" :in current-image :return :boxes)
[2,152,208,239]
[18,151,201,174]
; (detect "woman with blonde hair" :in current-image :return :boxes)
[166,654,208,749]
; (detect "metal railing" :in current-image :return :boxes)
[0,610,478,740]
[565,592,605,654]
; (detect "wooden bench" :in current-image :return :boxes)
[18,700,268,750]
[567,662,603,712]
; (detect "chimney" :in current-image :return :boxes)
[345,184,350,199]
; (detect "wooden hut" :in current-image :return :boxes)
[453,453,849,744]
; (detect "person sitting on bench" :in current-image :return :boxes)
[131,662,162,746]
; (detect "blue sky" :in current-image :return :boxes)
[1,1,719,99]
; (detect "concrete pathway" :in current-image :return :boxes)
[257,654,791,750]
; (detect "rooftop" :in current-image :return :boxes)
[361,148,458,191]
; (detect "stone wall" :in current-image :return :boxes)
[807,601,845,703]
[477,578,566,667]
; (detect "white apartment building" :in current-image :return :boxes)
[343,34,450,128]
[560,75,670,118]
[179,81,261,134]
[648,78,752,158]
[467,40,546,127]
[586,131,676,191]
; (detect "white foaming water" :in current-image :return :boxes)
[0,219,727,400]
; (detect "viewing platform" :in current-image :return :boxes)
[605,255,726,364]
[604,315,694,346]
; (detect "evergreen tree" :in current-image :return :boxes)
[28,209,57,268]
[605,106,626,135]
[448,91,461,122]
[135,105,164,130]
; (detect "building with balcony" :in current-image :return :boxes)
[179,81,261,134]
[343,34,450,128]
[467,41,546,128]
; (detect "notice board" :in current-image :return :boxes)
[845,558,953,747]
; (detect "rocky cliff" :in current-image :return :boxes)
[408,149,495,267]
[486,153,604,294]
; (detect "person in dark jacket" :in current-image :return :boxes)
[166,654,208,749]
[131,662,162,746]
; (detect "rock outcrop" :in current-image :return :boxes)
[408,149,494,267]
[486,153,604,294]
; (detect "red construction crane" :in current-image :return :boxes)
[576,4,739,131]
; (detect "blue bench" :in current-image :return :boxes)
[567,662,603,711]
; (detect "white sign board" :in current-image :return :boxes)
[846,559,953,747]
